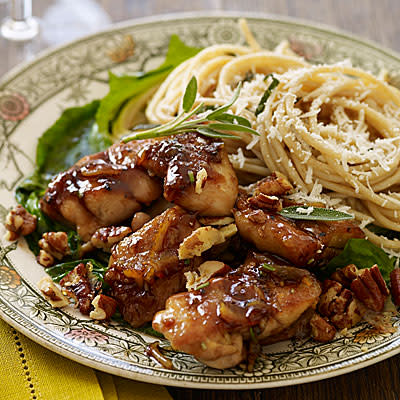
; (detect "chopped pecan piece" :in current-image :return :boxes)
[37,276,69,308]
[255,171,293,197]
[350,265,389,312]
[89,294,117,320]
[184,260,231,291]
[178,224,237,260]
[310,313,336,342]
[4,205,37,240]
[39,232,70,260]
[248,193,282,211]
[78,241,95,258]
[131,212,151,232]
[330,264,358,287]
[195,168,208,194]
[390,269,400,306]
[60,262,101,315]
[91,226,132,252]
[37,249,55,267]
[318,279,365,329]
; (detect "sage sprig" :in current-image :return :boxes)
[279,206,354,221]
[122,77,259,143]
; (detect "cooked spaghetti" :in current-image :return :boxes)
[145,19,400,250]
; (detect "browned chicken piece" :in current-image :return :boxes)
[134,132,238,216]
[296,220,365,250]
[233,187,364,267]
[105,206,201,327]
[153,252,321,369]
[41,142,162,241]
[234,192,322,266]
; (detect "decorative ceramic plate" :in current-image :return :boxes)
[1,12,400,389]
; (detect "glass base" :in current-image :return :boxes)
[1,16,39,41]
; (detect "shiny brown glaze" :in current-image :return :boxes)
[234,192,322,266]
[105,206,200,327]
[135,132,238,216]
[296,219,365,249]
[41,132,237,240]
[153,252,321,369]
[234,191,364,267]
[41,141,162,241]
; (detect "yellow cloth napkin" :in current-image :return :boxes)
[0,318,172,400]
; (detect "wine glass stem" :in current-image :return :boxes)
[11,0,32,21]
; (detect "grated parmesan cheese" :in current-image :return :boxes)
[295,206,314,215]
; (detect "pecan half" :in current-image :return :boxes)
[310,313,336,342]
[4,205,37,240]
[39,232,70,260]
[350,265,389,312]
[60,262,101,315]
[89,294,117,320]
[318,279,365,329]
[91,226,132,252]
[37,249,55,267]
[390,269,400,306]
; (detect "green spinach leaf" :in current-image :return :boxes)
[36,100,110,179]
[321,238,395,283]
[96,35,201,133]
[46,258,108,283]
[15,100,112,255]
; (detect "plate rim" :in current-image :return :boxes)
[2,301,400,390]
[3,10,400,88]
[1,10,400,389]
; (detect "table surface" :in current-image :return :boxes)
[1,1,400,399]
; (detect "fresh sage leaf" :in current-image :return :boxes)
[207,122,259,136]
[182,76,197,112]
[279,206,354,221]
[196,127,241,140]
[255,75,279,116]
[123,79,252,143]
[215,113,251,127]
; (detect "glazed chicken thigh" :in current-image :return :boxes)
[233,175,364,267]
[153,252,321,369]
[134,132,238,216]
[105,206,200,327]
[41,142,162,241]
